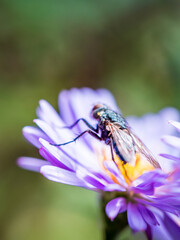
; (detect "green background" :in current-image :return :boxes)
[0,1,180,239]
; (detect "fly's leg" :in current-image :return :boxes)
[51,130,102,146]
[62,118,99,133]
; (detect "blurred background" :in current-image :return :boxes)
[0,0,180,239]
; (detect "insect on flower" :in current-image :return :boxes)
[51,104,161,169]
[18,88,180,239]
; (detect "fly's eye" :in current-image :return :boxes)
[92,104,104,112]
[91,104,107,119]
[91,104,102,119]
[92,109,100,119]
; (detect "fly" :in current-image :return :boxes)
[51,104,160,168]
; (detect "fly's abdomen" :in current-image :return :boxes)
[112,141,126,163]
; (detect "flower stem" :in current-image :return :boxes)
[100,193,128,240]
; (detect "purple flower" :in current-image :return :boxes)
[18,88,180,239]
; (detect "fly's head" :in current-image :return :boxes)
[91,104,108,119]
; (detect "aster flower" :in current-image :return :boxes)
[18,88,180,240]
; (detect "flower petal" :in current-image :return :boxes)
[34,119,60,143]
[159,153,180,161]
[58,88,99,149]
[58,89,76,126]
[94,88,120,112]
[39,138,99,171]
[161,135,180,149]
[17,157,50,172]
[153,213,180,240]
[169,120,180,132]
[76,167,113,190]
[36,99,64,126]
[39,147,73,171]
[40,165,85,187]
[145,225,152,240]
[105,197,127,221]
[127,203,147,232]
[138,205,159,226]
[23,126,48,148]
[59,88,119,125]
[103,184,126,192]
[132,170,167,195]
[39,138,76,170]
[135,198,179,215]
[163,213,180,239]
[103,160,127,187]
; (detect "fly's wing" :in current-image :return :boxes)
[108,124,161,168]
[108,124,136,165]
[130,131,161,169]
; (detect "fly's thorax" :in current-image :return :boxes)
[104,122,111,132]
[100,126,111,141]
[91,104,128,129]
[101,109,127,129]
[97,117,107,129]
[96,119,111,141]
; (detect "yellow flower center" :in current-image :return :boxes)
[98,147,155,185]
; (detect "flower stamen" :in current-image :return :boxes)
[97,146,155,185]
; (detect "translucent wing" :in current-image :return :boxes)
[130,131,161,168]
[108,124,136,165]
[108,124,161,168]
